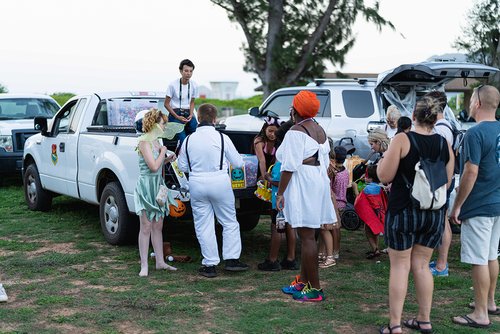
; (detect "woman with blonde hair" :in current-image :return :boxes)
[385,105,402,139]
[377,97,454,333]
[368,128,390,160]
[134,108,177,277]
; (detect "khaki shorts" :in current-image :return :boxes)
[461,216,500,265]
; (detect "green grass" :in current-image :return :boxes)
[0,177,499,333]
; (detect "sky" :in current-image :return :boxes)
[0,0,474,98]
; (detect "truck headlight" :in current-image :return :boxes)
[0,135,13,152]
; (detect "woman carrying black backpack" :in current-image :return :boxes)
[376,96,454,334]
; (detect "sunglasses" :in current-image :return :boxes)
[475,84,483,106]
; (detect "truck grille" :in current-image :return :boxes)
[12,130,38,152]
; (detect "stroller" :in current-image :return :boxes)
[334,137,363,231]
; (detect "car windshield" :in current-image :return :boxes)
[0,98,59,120]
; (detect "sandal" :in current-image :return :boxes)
[366,249,381,259]
[379,324,401,334]
[319,256,336,268]
[318,252,326,263]
[403,318,433,333]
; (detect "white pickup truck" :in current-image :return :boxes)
[22,92,262,245]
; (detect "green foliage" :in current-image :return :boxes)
[454,0,500,88]
[50,92,76,106]
[197,94,263,116]
[211,0,393,96]
[0,83,8,93]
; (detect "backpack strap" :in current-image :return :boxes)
[435,122,453,132]
[401,132,444,189]
[219,131,224,170]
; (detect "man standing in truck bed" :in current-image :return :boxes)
[164,59,199,147]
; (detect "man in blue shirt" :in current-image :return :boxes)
[451,85,500,329]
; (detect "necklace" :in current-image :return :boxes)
[297,118,314,125]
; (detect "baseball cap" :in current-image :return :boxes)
[334,146,347,162]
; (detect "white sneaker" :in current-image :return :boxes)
[0,284,8,302]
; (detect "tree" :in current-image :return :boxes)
[211,0,393,97]
[51,92,76,106]
[0,83,7,93]
[454,0,500,88]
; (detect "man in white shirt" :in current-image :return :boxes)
[164,59,199,147]
[177,103,248,278]
[427,91,455,277]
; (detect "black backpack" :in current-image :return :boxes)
[435,122,465,174]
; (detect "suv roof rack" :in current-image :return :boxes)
[311,78,377,86]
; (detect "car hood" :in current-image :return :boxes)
[0,119,34,135]
[219,114,265,132]
[376,62,499,89]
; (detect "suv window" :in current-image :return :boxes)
[262,91,330,118]
[342,90,374,118]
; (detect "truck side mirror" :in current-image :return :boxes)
[248,107,260,116]
[34,117,48,136]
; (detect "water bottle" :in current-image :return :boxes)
[276,211,286,233]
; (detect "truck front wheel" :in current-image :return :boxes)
[237,213,260,231]
[99,182,135,245]
[24,164,52,211]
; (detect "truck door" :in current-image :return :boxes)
[38,98,87,196]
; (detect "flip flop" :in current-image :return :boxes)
[468,302,500,315]
[452,315,491,328]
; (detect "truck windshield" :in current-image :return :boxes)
[103,98,160,126]
[0,98,59,120]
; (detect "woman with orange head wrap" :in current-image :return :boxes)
[276,90,335,302]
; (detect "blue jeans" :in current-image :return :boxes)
[168,114,198,145]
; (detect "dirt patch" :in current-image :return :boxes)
[359,301,386,312]
[52,308,78,317]
[27,242,81,258]
[36,320,95,334]
[0,249,16,257]
[70,280,87,287]
[116,321,156,334]
[88,242,112,250]
[0,324,17,332]
[86,284,132,292]
[70,280,131,292]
